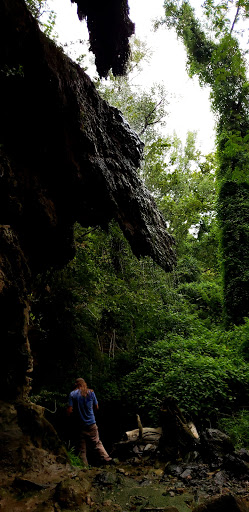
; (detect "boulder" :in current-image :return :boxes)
[193,493,249,512]
[55,477,90,509]
[200,429,234,467]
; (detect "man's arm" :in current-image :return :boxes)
[67,393,73,416]
[91,390,99,413]
[93,403,99,413]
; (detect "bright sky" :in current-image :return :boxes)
[46,0,216,154]
[128,0,216,153]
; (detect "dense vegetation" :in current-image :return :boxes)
[27,0,249,450]
[163,0,249,326]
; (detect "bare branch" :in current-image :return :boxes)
[230,3,241,34]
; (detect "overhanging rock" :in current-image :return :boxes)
[71,0,135,77]
[0,0,175,274]
[0,0,175,399]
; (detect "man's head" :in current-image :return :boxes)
[75,378,88,396]
[75,377,85,387]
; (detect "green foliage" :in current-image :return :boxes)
[219,410,249,449]
[177,280,222,324]
[30,210,222,414]
[163,1,249,114]
[162,0,249,325]
[124,37,153,75]
[95,38,168,145]
[202,0,249,37]
[1,65,24,78]
[217,131,249,182]
[99,78,167,143]
[31,389,67,410]
[142,132,217,252]
[30,222,176,395]
[25,0,47,19]
[67,448,87,468]
[218,181,249,325]
[125,326,249,426]
[25,0,57,40]
[28,29,238,439]
[163,1,216,84]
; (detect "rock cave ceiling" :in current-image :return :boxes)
[71,0,135,78]
[0,0,176,274]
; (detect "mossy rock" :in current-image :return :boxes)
[55,477,90,509]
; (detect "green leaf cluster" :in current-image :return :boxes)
[25,0,57,40]
[125,324,249,426]
[219,410,249,449]
[95,37,168,144]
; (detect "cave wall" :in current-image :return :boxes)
[0,0,175,400]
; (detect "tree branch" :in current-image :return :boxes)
[139,99,164,136]
[230,3,241,34]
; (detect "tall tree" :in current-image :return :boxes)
[96,38,219,319]
[96,39,216,251]
[142,131,217,251]
[95,37,168,146]
[162,0,249,325]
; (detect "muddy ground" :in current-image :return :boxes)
[1,455,249,512]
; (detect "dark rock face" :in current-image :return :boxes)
[200,429,234,467]
[0,400,68,472]
[223,453,249,477]
[0,226,32,398]
[0,0,175,402]
[192,493,249,512]
[0,0,175,274]
[72,0,135,77]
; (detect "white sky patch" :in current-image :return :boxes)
[45,0,216,154]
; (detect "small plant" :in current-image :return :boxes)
[219,410,249,449]
[1,65,24,78]
[67,447,87,468]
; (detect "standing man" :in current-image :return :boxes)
[67,377,112,465]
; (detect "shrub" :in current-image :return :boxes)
[219,410,249,449]
[125,328,249,427]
